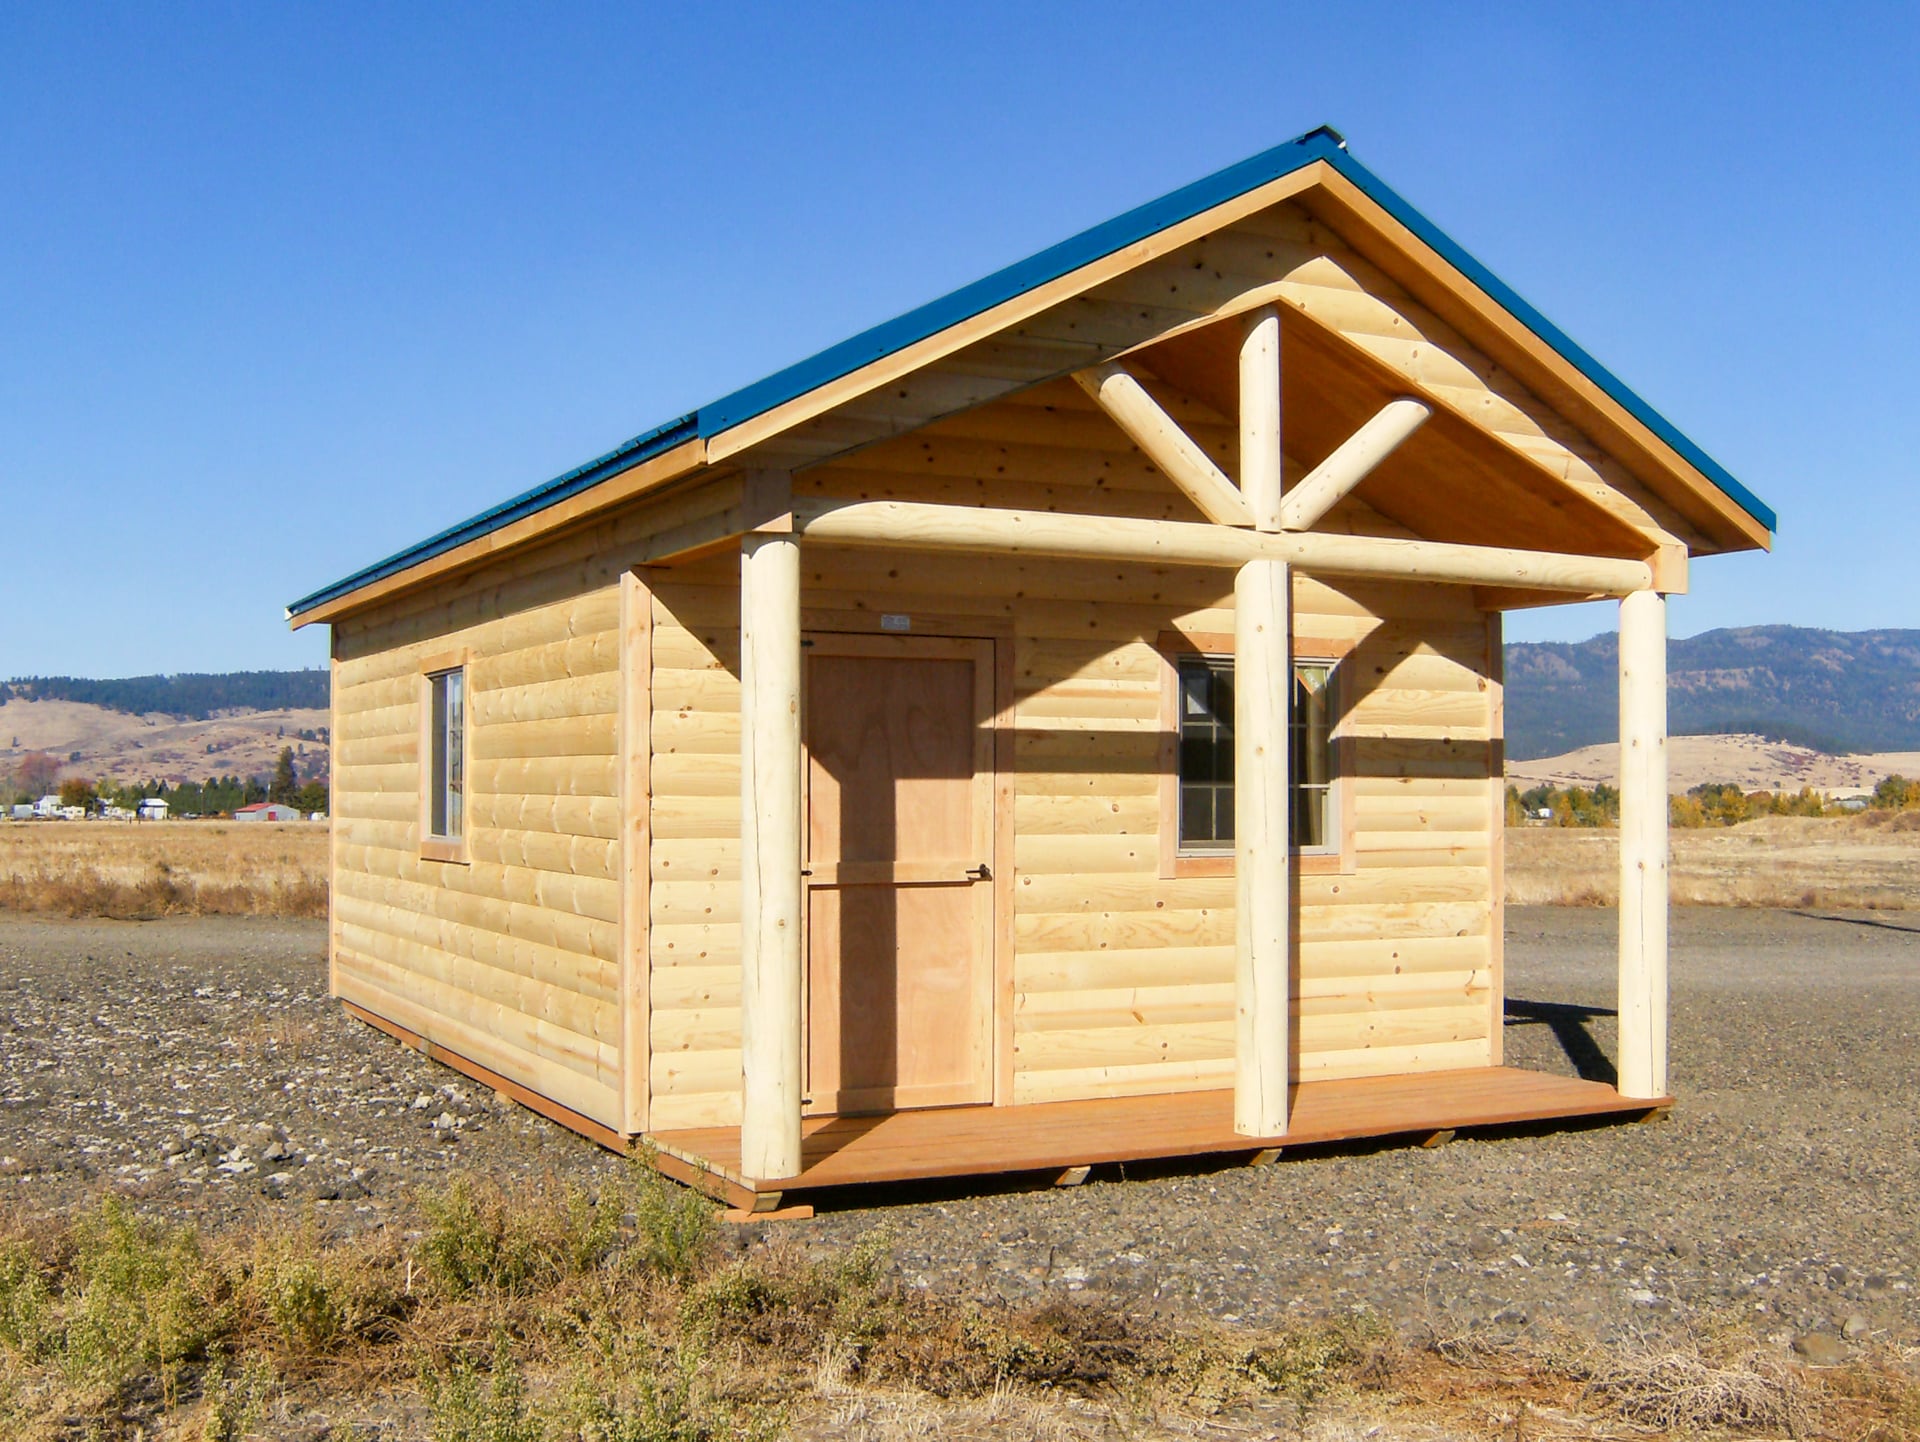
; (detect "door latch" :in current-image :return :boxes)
[966,863,992,881]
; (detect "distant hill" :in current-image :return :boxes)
[0,670,328,720]
[1506,626,1920,760]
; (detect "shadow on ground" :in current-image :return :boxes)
[1505,999,1617,1085]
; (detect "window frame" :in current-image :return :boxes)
[1156,630,1354,880]
[418,649,471,864]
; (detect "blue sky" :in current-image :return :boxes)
[2,3,1914,677]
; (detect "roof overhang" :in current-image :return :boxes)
[288,126,1772,629]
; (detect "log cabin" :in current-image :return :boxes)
[288,127,1775,1213]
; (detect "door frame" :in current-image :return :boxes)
[799,610,1015,1109]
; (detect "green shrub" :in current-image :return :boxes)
[556,1182,626,1278]
[628,1152,716,1282]
[0,1240,55,1362]
[551,1338,783,1442]
[198,1351,276,1442]
[681,1227,890,1352]
[1169,1312,1393,1410]
[246,1224,404,1354]
[419,1180,542,1298]
[65,1199,226,1396]
[423,1332,539,1442]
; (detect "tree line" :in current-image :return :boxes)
[2,747,327,816]
[0,670,329,720]
[1506,776,1920,829]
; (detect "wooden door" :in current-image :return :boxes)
[804,634,996,1115]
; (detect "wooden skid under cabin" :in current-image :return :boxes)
[290,128,1769,1205]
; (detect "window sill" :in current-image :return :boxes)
[420,837,469,865]
[1167,851,1350,879]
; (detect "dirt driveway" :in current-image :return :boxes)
[0,907,1912,1355]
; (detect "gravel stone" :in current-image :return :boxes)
[0,915,628,1232]
[0,905,1914,1349]
[1793,1332,1848,1365]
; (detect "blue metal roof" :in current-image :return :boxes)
[288,126,1774,619]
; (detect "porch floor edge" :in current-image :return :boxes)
[645,1066,1668,1198]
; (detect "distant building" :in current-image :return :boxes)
[137,798,170,820]
[31,795,61,819]
[234,801,300,822]
[9,805,31,821]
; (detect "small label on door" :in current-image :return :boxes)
[880,613,911,632]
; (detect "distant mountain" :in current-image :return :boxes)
[0,670,328,721]
[1506,627,1920,760]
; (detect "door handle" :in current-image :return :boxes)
[966,863,992,881]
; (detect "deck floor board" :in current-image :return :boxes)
[650,1066,1665,1195]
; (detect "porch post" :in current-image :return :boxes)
[739,531,804,1180]
[1235,304,1291,1137]
[1617,588,1669,1099]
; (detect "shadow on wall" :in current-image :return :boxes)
[1504,999,1617,1086]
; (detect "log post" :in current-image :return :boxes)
[1238,306,1283,531]
[739,531,804,1180]
[1234,303,1290,1137]
[1617,588,1669,1099]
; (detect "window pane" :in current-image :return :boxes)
[1176,655,1335,854]
[445,670,465,840]
[1208,666,1233,724]
[428,668,465,841]
[1295,784,1328,849]
[430,673,448,837]
[1181,783,1215,847]
[1180,666,1211,718]
[1180,732,1217,784]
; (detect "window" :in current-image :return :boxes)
[1175,655,1337,853]
[427,667,465,842]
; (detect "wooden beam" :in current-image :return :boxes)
[1280,397,1431,531]
[1234,556,1290,1137]
[792,498,1655,595]
[1238,306,1283,531]
[617,570,653,1136]
[640,470,793,567]
[1072,363,1255,527]
[1617,589,1668,1100]
[739,531,804,1181]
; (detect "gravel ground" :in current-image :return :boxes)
[0,906,1913,1358]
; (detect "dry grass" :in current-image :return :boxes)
[1508,810,1920,909]
[0,821,327,920]
[0,1171,1910,1440]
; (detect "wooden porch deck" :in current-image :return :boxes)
[647,1066,1667,1209]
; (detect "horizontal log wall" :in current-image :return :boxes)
[330,502,682,1132]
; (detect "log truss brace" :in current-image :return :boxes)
[1070,356,1430,539]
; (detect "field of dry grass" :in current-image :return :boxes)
[0,821,326,919]
[1509,810,1920,909]
[0,1168,1912,1440]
